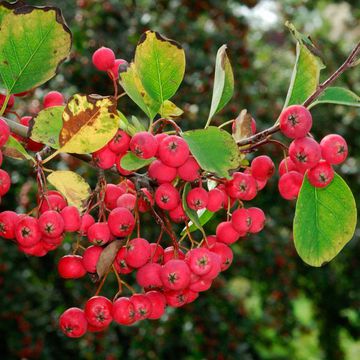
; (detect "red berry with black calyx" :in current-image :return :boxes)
[92,47,115,71]
[148,159,177,184]
[0,211,18,239]
[278,156,298,176]
[92,145,117,170]
[115,153,133,176]
[160,259,191,291]
[108,207,135,237]
[165,290,188,308]
[177,156,201,182]
[82,245,103,273]
[38,210,64,238]
[59,307,87,338]
[206,188,224,212]
[104,184,125,210]
[87,222,111,245]
[149,243,164,264]
[108,59,127,80]
[279,105,312,139]
[79,213,95,236]
[155,183,180,211]
[114,247,133,274]
[61,206,81,232]
[130,131,158,159]
[186,187,208,210]
[169,203,188,223]
[278,171,304,200]
[216,221,242,244]
[0,119,10,147]
[43,91,64,108]
[0,169,11,196]
[15,216,41,248]
[251,155,275,181]
[136,263,162,288]
[307,160,334,188]
[112,297,136,325]
[201,252,222,280]
[320,134,348,165]
[116,193,136,211]
[248,207,266,233]
[130,293,153,321]
[289,137,321,171]
[58,255,86,279]
[163,246,185,263]
[186,247,213,276]
[85,296,113,328]
[158,135,189,167]
[210,243,233,271]
[226,172,257,201]
[39,194,67,213]
[231,207,252,233]
[145,291,167,320]
[125,238,151,268]
[108,129,131,154]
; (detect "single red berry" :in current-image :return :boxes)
[165,289,188,308]
[125,238,151,268]
[160,259,191,291]
[138,187,154,213]
[278,156,298,176]
[210,243,233,271]
[148,159,177,184]
[58,255,86,279]
[39,194,67,213]
[130,293,153,320]
[177,156,201,182]
[149,243,164,264]
[251,155,275,181]
[186,187,208,210]
[116,193,136,211]
[136,263,162,288]
[163,246,185,263]
[118,179,136,193]
[206,188,224,212]
[43,91,64,108]
[92,145,117,170]
[307,160,334,188]
[279,105,312,139]
[189,278,212,292]
[278,171,304,200]
[85,296,113,328]
[108,207,135,237]
[109,59,127,80]
[92,47,116,71]
[59,307,87,338]
[115,153,133,176]
[320,134,348,165]
[42,239,60,252]
[145,291,167,320]
[154,133,168,156]
[158,135,189,167]
[0,211,18,239]
[226,172,257,200]
[82,245,103,273]
[104,183,125,210]
[155,183,180,211]
[231,208,251,234]
[79,214,95,236]
[114,247,133,274]
[87,222,111,245]
[0,169,11,196]
[0,119,10,147]
[201,235,218,249]
[61,206,81,232]
[15,216,41,248]
[130,131,158,159]
[112,297,136,325]
[186,247,214,276]
[19,241,47,257]
[168,203,188,223]
[42,234,64,246]
[201,252,222,280]
[248,207,266,233]
[216,221,241,244]
[38,210,64,238]
[289,137,321,171]
[108,129,131,154]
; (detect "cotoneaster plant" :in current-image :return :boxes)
[0,1,359,338]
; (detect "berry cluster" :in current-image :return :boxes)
[278,105,348,200]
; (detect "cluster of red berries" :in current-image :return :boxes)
[277,105,348,200]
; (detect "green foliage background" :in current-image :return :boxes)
[0,0,359,359]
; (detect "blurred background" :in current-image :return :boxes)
[0,0,360,359]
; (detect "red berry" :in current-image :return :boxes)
[168,203,188,223]
[15,216,41,247]
[58,255,86,279]
[92,145,116,169]
[39,194,67,213]
[201,235,218,249]
[226,172,257,200]
[201,252,222,280]
[149,243,164,264]
[189,278,212,292]
[108,207,135,237]
[0,94,15,112]
[289,137,321,171]
[112,297,136,325]
[19,241,47,257]
[61,206,81,232]
[160,259,191,291]
[115,153,133,176]
[145,291,167,320]
[79,214,95,236]
[59,308,87,338]
[38,210,64,238]
[104,184,125,210]
[186,247,214,276]
[0,119,10,147]
[155,183,180,211]
[210,243,233,271]
[130,293,153,320]
[130,131,158,159]
[114,247,133,274]
[138,187,154,213]
[116,193,136,211]
[0,150,3,167]
[20,116,44,152]
[320,134,348,165]
[148,159,177,184]
[186,187,208,211]
[87,222,111,245]
[216,221,241,244]
[248,207,266,233]
[0,211,18,239]
[0,169,11,196]
[84,296,113,328]
[278,156,298,176]
[82,245,103,273]
[206,188,224,212]
[163,246,185,263]
[165,289,188,307]
[43,91,64,108]
[158,135,189,167]
[42,234,64,246]
[109,59,127,79]
[278,171,304,200]
[125,238,151,268]
[177,156,201,182]
[307,160,334,188]
[136,263,162,288]
[279,105,312,139]
[231,208,251,234]
[108,129,131,154]
[251,155,275,181]
[92,47,115,71]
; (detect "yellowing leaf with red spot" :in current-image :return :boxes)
[59,94,119,154]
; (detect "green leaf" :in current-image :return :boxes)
[120,152,155,171]
[0,5,72,94]
[181,209,215,236]
[309,87,360,108]
[182,126,241,179]
[29,106,64,149]
[294,173,357,267]
[2,135,34,162]
[182,182,206,237]
[283,22,325,108]
[160,100,183,119]
[207,45,234,126]
[135,30,186,109]
[119,62,160,120]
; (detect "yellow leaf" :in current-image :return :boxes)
[160,100,183,119]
